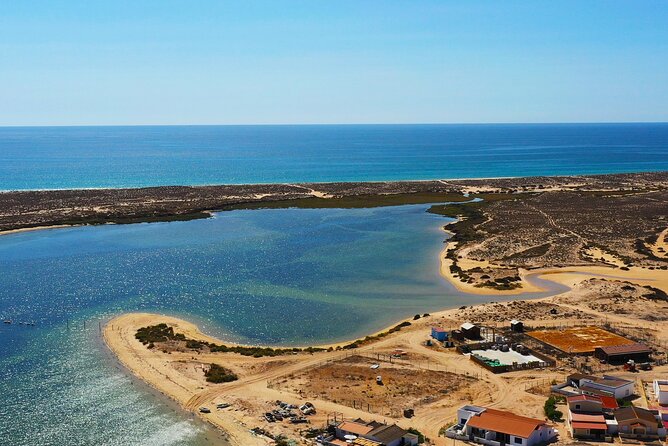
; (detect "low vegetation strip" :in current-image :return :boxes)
[226,192,470,210]
[135,321,413,357]
[135,323,325,357]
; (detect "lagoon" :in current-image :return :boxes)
[0,203,515,444]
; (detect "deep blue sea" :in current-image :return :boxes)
[1,123,667,190]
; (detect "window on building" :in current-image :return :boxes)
[514,436,523,444]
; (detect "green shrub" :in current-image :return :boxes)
[204,363,238,383]
[544,396,563,421]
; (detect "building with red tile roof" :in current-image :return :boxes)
[457,406,557,446]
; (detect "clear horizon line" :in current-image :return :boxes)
[1,120,668,129]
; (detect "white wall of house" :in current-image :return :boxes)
[464,426,555,446]
[457,406,485,425]
[654,380,668,405]
[581,378,634,399]
[527,425,558,446]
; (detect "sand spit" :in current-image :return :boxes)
[3,171,668,235]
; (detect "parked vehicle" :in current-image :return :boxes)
[299,402,316,415]
[199,407,211,414]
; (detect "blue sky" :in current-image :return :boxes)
[1,1,667,125]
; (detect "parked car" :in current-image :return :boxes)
[299,402,316,415]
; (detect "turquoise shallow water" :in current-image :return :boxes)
[1,123,668,190]
[0,204,526,444]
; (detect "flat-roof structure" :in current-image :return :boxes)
[527,326,633,354]
[470,348,542,366]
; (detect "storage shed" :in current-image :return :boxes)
[594,343,651,365]
[431,327,448,342]
[460,322,481,340]
[510,320,524,333]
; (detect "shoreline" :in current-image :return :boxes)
[0,224,75,237]
[0,169,658,194]
[94,316,232,445]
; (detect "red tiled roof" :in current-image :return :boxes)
[572,422,607,430]
[338,421,373,436]
[467,408,547,438]
[571,413,605,423]
[568,394,618,410]
[600,396,618,410]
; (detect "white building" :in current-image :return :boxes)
[577,375,635,400]
[655,379,668,405]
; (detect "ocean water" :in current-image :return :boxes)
[1,204,532,445]
[1,123,668,190]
